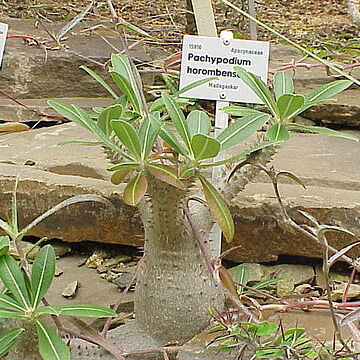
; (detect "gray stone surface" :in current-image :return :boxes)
[0,123,360,261]
[0,97,114,122]
[0,19,151,99]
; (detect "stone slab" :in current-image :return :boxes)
[0,97,114,122]
[0,124,360,261]
[0,122,110,179]
[0,162,144,247]
[0,19,152,99]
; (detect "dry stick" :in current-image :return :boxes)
[256,164,357,269]
[342,267,357,303]
[234,281,285,304]
[0,89,64,120]
[262,165,353,350]
[106,0,119,22]
[319,231,352,352]
[269,61,360,75]
[101,256,145,337]
[183,205,256,320]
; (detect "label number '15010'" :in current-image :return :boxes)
[189,43,202,50]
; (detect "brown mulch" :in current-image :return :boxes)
[1,0,359,58]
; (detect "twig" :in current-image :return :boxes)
[106,0,119,22]
[319,230,352,352]
[0,90,65,120]
[270,61,360,76]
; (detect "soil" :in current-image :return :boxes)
[1,0,359,61]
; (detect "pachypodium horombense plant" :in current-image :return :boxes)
[48,53,357,344]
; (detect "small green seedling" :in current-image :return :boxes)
[209,319,319,359]
[0,239,116,360]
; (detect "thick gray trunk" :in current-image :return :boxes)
[135,176,223,344]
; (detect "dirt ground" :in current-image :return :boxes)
[1,0,359,60]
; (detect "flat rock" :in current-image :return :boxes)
[0,124,360,262]
[0,19,151,99]
[0,97,114,122]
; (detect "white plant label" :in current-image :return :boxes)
[179,34,270,103]
[0,23,8,68]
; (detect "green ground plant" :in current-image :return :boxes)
[0,239,116,360]
[48,51,357,347]
[0,181,117,360]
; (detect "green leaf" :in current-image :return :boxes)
[139,113,162,159]
[0,308,26,319]
[273,71,294,100]
[110,54,143,113]
[187,110,211,137]
[123,172,148,206]
[149,96,193,112]
[0,236,10,256]
[277,171,307,189]
[111,120,142,159]
[234,66,279,118]
[221,105,266,117]
[0,328,25,358]
[267,123,290,142]
[97,104,123,136]
[287,123,359,142]
[250,277,283,291]
[306,79,353,104]
[255,348,284,359]
[36,321,70,360]
[147,164,186,190]
[48,100,133,161]
[277,94,305,120]
[110,168,132,185]
[191,134,220,160]
[79,65,118,99]
[249,322,278,336]
[31,245,56,308]
[0,294,25,312]
[158,125,188,156]
[177,77,217,96]
[35,304,116,317]
[0,255,30,309]
[198,175,234,242]
[229,264,249,293]
[110,72,141,114]
[217,113,270,151]
[0,219,14,238]
[116,21,158,40]
[162,93,192,151]
[107,161,140,172]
